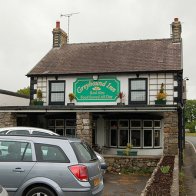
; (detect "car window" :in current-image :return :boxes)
[35,143,70,163]
[71,142,98,163]
[0,140,32,162]
[8,130,30,135]
[0,130,9,135]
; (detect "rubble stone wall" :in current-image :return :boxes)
[0,112,17,127]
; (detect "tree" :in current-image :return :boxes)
[184,100,196,132]
[17,86,30,96]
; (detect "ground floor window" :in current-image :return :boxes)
[48,119,76,137]
[109,119,162,149]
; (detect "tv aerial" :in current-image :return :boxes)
[60,12,79,43]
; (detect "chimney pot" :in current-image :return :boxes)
[56,21,60,28]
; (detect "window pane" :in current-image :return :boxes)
[131,80,145,90]
[66,120,76,126]
[131,91,146,101]
[154,121,161,128]
[55,128,64,136]
[51,93,64,102]
[66,128,76,138]
[130,120,141,128]
[55,119,64,127]
[144,130,152,147]
[35,144,69,163]
[143,121,153,128]
[131,130,141,147]
[0,141,32,162]
[119,120,129,128]
[119,129,128,146]
[110,121,118,129]
[110,129,117,146]
[51,83,64,92]
[154,130,161,147]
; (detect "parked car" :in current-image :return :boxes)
[0,185,8,196]
[0,127,59,136]
[94,151,107,175]
[0,135,104,196]
[0,127,107,174]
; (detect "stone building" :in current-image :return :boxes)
[0,18,184,160]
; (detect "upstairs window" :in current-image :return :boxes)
[49,81,65,105]
[129,79,147,104]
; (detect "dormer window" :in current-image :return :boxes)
[129,79,147,104]
[49,81,65,105]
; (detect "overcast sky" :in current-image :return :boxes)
[0,0,195,99]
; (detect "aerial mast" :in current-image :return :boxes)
[60,12,79,43]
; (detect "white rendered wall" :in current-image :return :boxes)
[0,94,29,106]
[35,73,176,106]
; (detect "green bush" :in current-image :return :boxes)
[186,121,196,133]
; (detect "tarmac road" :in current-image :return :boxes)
[183,137,196,196]
[103,173,150,196]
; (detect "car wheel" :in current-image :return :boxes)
[26,186,56,196]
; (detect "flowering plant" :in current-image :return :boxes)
[118,92,125,103]
[156,83,167,100]
[68,93,75,102]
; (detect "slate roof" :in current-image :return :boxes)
[27,38,182,76]
[0,89,29,99]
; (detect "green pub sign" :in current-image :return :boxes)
[73,78,120,102]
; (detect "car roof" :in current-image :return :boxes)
[0,134,83,142]
[0,127,59,135]
[0,134,82,143]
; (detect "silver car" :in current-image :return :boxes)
[0,127,59,136]
[0,185,8,196]
[0,135,104,196]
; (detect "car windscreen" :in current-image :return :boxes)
[71,142,98,163]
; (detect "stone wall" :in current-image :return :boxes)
[104,155,160,174]
[163,111,178,155]
[76,112,93,146]
[0,112,17,127]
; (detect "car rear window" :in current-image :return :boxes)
[35,143,70,163]
[71,142,98,163]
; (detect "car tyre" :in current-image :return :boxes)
[26,186,56,196]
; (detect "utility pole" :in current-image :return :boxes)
[60,12,79,43]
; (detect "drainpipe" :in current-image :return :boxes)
[177,72,183,170]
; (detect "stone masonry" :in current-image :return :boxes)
[0,112,17,127]
[76,112,93,146]
[163,111,178,155]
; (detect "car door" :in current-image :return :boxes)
[0,139,36,193]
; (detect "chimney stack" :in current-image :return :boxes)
[52,21,68,48]
[171,18,182,43]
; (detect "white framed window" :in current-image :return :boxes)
[49,81,65,105]
[129,79,147,104]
